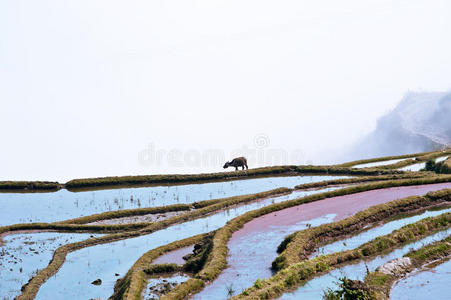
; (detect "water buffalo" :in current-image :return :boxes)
[223,157,248,171]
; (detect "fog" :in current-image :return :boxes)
[1,0,451,181]
[343,91,451,161]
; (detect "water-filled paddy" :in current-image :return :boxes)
[35,188,338,299]
[398,156,448,172]
[399,162,426,172]
[279,229,451,299]
[0,232,102,300]
[191,206,451,299]
[0,175,347,226]
[152,245,194,265]
[390,257,451,299]
[313,207,451,258]
[352,158,406,168]
[191,214,337,300]
[435,156,449,163]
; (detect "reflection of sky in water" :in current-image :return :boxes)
[399,156,449,172]
[390,257,451,299]
[280,229,451,300]
[0,175,347,226]
[352,158,405,168]
[435,156,449,163]
[192,214,336,300]
[0,232,103,300]
[194,208,451,299]
[399,162,426,172]
[36,187,339,300]
[313,207,451,258]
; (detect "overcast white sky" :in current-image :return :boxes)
[1,0,451,181]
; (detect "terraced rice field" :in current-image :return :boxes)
[0,175,344,226]
[352,158,406,169]
[1,150,451,300]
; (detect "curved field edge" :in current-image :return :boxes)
[337,149,450,168]
[0,173,428,241]
[350,150,451,171]
[57,188,285,225]
[4,175,412,298]
[64,166,401,191]
[336,151,433,167]
[293,173,428,190]
[64,173,426,225]
[2,150,448,193]
[1,173,424,233]
[154,177,451,300]
[373,150,450,170]
[124,186,451,300]
[2,173,423,241]
[273,188,451,270]
[0,188,291,245]
[12,176,451,299]
[364,236,451,300]
[231,212,451,299]
[2,164,400,193]
[110,234,207,300]
[0,223,147,245]
[14,188,291,299]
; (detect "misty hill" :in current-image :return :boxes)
[346,91,451,160]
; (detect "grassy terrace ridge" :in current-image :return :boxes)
[2,150,447,193]
[160,278,205,300]
[119,184,451,300]
[293,173,428,190]
[57,203,191,225]
[231,212,451,299]
[12,176,451,299]
[425,156,451,174]
[3,174,417,237]
[0,174,426,233]
[273,188,451,270]
[63,165,401,191]
[3,175,425,239]
[15,188,291,300]
[336,149,448,168]
[3,174,423,296]
[446,156,451,168]
[58,188,292,225]
[0,222,148,241]
[111,234,206,300]
[345,150,451,171]
[57,174,426,225]
[0,187,291,240]
[0,180,61,192]
[376,150,451,171]
[0,165,390,193]
[365,236,451,300]
[166,177,451,299]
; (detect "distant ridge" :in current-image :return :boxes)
[345,91,451,160]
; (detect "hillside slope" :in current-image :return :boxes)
[346,91,451,160]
